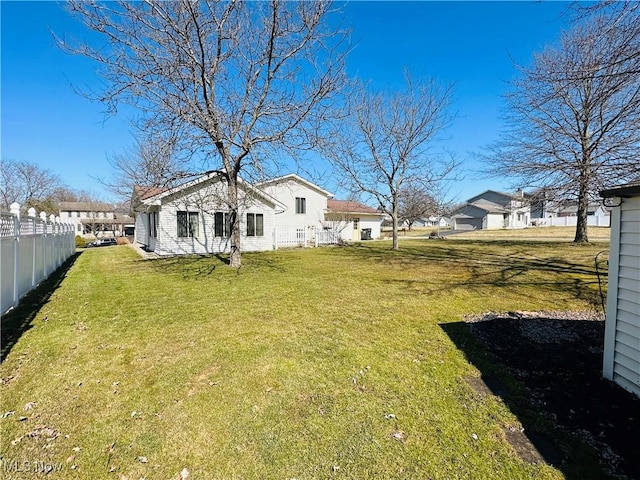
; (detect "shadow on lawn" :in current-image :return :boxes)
[332,241,604,305]
[441,315,640,480]
[1,252,81,363]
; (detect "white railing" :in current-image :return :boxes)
[315,229,340,246]
[1,203,75,315]
[274,226,308,249]
[273,226,340,249]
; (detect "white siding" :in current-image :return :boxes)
[359,215,382,239]
[134,213,149,246]
[262,178,328,229]
[152,179,276,255]
[604,195,640,397]
[333,215,382,242]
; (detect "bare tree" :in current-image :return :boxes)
[482,5,640,243]
[321,75,456,250]
[61,0,348,267]
[0,158,66,212]
[105,134,192,201]
[398,184,437,231]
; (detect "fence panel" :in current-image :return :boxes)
[274,226,341,249]
[274,226,308,249]
[315,229,339,246]
[534,216,610,228]
[1,204,75,315]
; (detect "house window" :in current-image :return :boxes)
[150,212,158,238]
[177,211,198,237]
[246,213,264,237]
[295,197,306,214]
[214,212,231,238]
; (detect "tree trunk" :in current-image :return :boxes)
[392,199,399,250]
[573,178,590,244]
[228,175,242,268]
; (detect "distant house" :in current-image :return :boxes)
[132,172,380,254]
[325,199,383,241]
[600,181,640,398]
[400,216,450,229]
[529,190,611,227]
[451,190,530,231]
[59,201,133,238]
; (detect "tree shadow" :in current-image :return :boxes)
[441,315,640,480]
[1,252,82,363]
[331,240,605,306]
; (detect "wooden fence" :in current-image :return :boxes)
[1,203,75,315]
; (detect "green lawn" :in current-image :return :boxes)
[0,239,608,479]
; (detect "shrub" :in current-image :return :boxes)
[75,236,88,248]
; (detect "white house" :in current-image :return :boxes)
[451,190,530,231]
[325,199,383,241]
[132,172,382,254]
[600,181,640,398]
[529,191,611,227]
[132,172,287,255]
[58,201,134,238]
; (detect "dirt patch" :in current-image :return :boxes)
[462,311,640,480]
[186,364,220,396]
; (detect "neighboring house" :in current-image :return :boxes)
[555,202,609,218]
[399,216,450,229]
[451,190,530,231]
[600,181,640,398]
[132,171,286,255]
[59,201,125,238]
[529,190,611,226]
[423,216,451,228]
[325,199,383,241]
[132,172,383,254]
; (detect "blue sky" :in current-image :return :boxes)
[1,1,571,203]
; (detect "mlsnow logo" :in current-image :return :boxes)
[1,457,63,475]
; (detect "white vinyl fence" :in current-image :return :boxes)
[273,226,340,249]
[1,203,75,315]
[531,216,611,227]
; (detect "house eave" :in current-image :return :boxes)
[600,182,640,198]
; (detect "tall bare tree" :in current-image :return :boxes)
[321,75,456,250]
[61,0,348,267]
[0,158,66,212]
[482,4,640,243]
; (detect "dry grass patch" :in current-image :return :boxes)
[448,226,610,242]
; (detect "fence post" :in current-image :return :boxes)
[315,227,319,248]
[40,212,48,277]
[28,207,37,288]
[273,226,278,250]
[10,203,20,309]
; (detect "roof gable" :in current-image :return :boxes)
[467,189,522,206]
[256,173,333,198]
[135,171,288,212]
